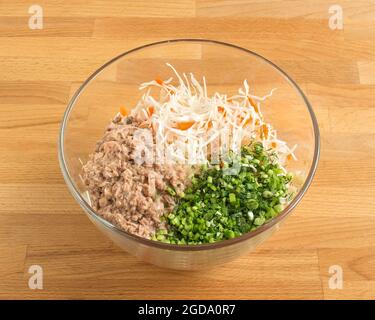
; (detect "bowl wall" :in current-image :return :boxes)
[87,213,282,270]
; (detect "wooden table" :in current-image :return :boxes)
[1,0,374,299]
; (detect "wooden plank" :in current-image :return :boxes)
[0,245,27,292]
[358,61,375,84]
[15,247,322,299]
[0,17,94,37]
[0,0,195,17]
[196,0,375,18]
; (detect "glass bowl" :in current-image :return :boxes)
[58,39,320,270]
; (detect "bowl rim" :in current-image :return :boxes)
[58,38,320,251]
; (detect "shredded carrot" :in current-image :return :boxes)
[217,106,226,117]
[176,121,195,130]
[248,96,256,107]
[287,154,293,161]
[248,96,259,113]
[271,142,277,148]
[207,120,213,129]
[237,116,244,126]
[218,106,225,113]
[147,106,154,117]
[155,78,163,85]
[119,106,128,116]
[242,116,253,127]
[261,124,269,139]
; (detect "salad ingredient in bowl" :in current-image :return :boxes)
[81,64,297,244]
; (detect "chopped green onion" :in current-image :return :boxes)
[156,142,292,244]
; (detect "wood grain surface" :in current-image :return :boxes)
[0,0,375,300]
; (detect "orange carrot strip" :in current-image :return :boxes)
[176,121,195,130]
[236,116,243,126]
[155,78,163,85]
[119,106,128,116]
[244,118,252,126]
[217,106,226,118]
[147,106,154,117]
[248,96,259,113]
[261,124,269,139]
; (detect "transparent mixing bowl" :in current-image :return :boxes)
[58,39,320,270]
